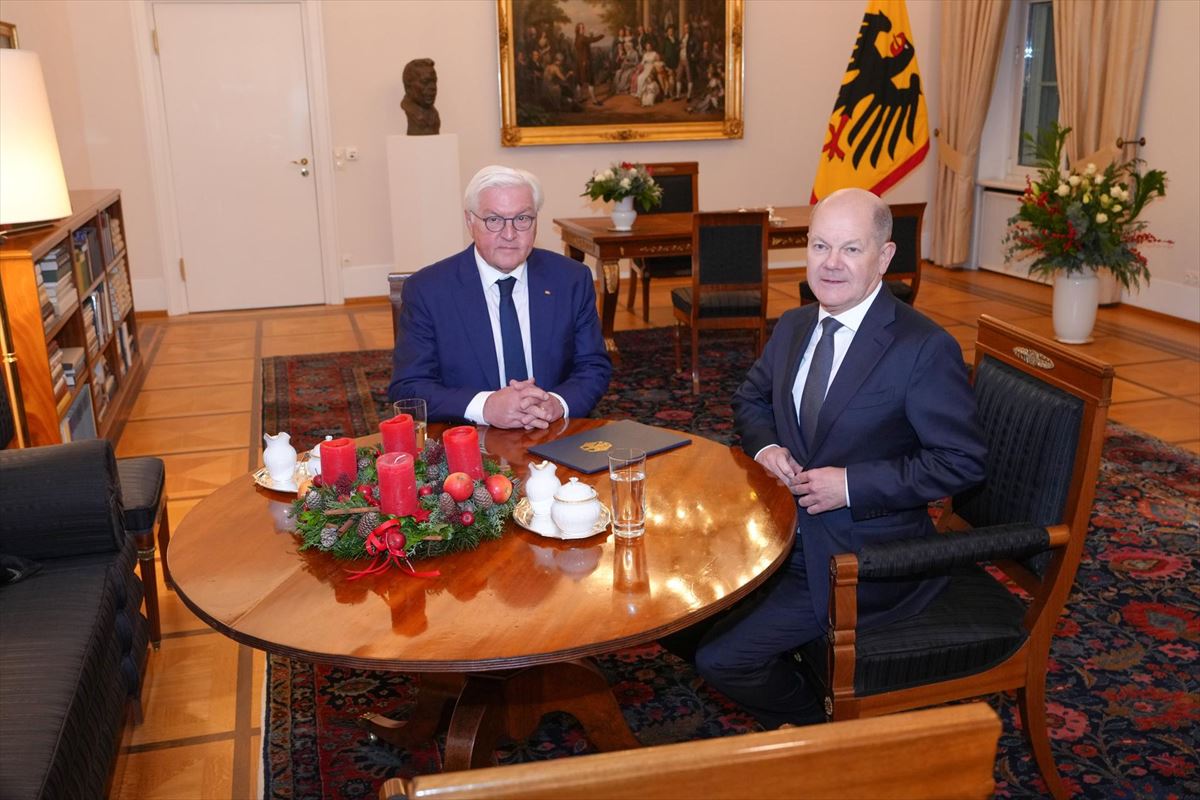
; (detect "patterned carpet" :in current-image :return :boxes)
[261,329,1199,800]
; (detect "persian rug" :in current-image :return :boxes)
[261,329,1199,800]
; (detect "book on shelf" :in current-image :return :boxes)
[60,386,97,443]
[71,238,91,292]
[109,217,125,254]
[60,346,87,386]
[98,210,116,264]
[82,304,99,356]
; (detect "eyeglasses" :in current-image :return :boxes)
[471,211,536,232]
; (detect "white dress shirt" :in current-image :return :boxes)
[462,249,568,424]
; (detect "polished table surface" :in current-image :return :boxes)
[168,419,797,673]
[554,205,814,355]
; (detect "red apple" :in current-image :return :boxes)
[443,472,474,502]
[460,511,475,526]
[484,474,513,504]
[418,485,433,497]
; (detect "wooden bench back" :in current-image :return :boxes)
[380,703,1000,800]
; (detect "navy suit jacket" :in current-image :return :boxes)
[733,289,987,630]
[388,245,612,423]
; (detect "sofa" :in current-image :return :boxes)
[0,438,149,799]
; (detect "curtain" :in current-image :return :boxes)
[931,0,1010,267]
[1054,0,1156,169]
[1054,0,1156,300]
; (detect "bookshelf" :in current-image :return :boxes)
[0,189,143,446]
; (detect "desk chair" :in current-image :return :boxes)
[800,202,925,306]
[798,315,1113,800]
[627,162,699,322]
[379,703,1000,800]
[388,272,408,344]
[672,210,769,395]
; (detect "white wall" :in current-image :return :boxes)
[9,0,1195,321]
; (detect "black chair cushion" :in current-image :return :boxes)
[799,565,1028,696]
[638,254,692,277]
[116,457,166,533]
[672,287,761,318]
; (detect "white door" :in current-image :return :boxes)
[153,1,325,311]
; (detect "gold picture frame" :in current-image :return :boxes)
[497,0,744,147]
[0,21,18,49]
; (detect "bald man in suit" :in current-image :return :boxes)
[695,188,988,728]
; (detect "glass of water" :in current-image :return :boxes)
[609,448,647,539]
[393,398,427,451]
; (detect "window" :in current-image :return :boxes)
[1016,2,1059,166]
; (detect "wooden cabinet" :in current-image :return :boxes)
[1,189,143,446]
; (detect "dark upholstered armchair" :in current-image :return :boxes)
[627,162,699,322]
[795,315,1113,800]
[0,438,149,798]
[672,210,769,394]
[801,202,925,306]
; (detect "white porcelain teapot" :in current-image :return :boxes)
[524,460,562,517]
[551,477,602,537]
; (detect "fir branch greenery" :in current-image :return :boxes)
[1004,123,1169,290]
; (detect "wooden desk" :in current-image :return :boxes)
[168,420,795,770]
[554,206,813,357]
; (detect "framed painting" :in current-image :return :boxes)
[0,21,18,49]
[497,0,743,146]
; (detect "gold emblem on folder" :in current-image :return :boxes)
[580,440,612,453]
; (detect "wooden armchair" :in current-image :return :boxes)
[388,272,408,344]
[627,162,698,322]
[801,202,925,306]
[672,210,769,394]
[379,703,1001,800]
[796,315,1113,800]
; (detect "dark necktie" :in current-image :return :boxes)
[496,277,528,383]
[799,317,842,446]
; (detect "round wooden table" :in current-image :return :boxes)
[168,419,796,769]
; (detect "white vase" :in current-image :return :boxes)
[610,196,637,231]
[1052,272,1100,344]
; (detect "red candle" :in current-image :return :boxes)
[377,452,418,517]
[379,413,416,456]
[443,425,484,479]
[320,437,358,488]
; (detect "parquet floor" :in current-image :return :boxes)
[108,265,1199,799]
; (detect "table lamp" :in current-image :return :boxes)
[0,48,72,240]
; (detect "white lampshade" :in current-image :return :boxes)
[0,49,72,226]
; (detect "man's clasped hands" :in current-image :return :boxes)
[483,378,565,430]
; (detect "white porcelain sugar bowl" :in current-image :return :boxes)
[524,460,562,517]
[551,477,602,537]
[306,435,333,477]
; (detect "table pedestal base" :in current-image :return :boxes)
[358,658,641,771]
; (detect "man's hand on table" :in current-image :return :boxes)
[483,379,562,430]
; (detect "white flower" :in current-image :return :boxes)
[1095,213,1108,224]
[1100,194,1112,207]
[1085,163,1097,175]
[1112,204,1123,212]
[619,177,631,189]
[1056,184,1071,197]
[1068,175,1082,187]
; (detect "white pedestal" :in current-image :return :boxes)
[387,134,465,273]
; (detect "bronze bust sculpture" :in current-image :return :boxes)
[401,58,440,135]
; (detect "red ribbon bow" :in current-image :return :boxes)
[345,519,440,580]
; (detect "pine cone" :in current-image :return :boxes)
[357,511,381,538]
[303,488,324,510]
[457,500,476,514]
[334,474,355,496]
[357,455,373,471]
[319,525,339,549]
[438,492,458,518]
[422,440,445,464]
[428,462,449,483]
[471,485,495,510]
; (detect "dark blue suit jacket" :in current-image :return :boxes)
[733,289,987,630]
[388,245,612,422]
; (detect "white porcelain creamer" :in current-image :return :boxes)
[525,460,562,517]
[263,432,298,482]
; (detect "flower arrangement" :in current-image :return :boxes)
[1004,123,1168,290]
[289,439,518,578]
[582,162,663,211]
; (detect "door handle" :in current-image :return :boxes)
[291,157,309,166]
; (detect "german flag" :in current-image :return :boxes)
[811,0,929,203]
